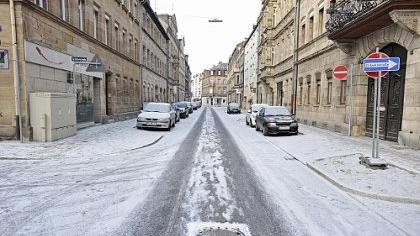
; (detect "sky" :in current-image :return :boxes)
[151,0,261,75]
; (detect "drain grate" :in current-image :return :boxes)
[188,222,251,236]
[198,228,245,236]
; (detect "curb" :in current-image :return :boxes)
[106,135,164,155]
[130,135,164,151]
[307,162,420,205]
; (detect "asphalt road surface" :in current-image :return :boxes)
[114,108,295,236]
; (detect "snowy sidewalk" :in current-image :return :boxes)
[216,109,420,205]
[266,124,420,205]
[0,119,164,160]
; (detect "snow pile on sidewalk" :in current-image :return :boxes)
[0,119,164,160]
[310,154,420,203]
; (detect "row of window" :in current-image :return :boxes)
[34,0,142,62]
[300,4,325,46]
[142,46,166,76]
[297,72,346,106]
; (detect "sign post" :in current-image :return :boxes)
[333,65,352,136]
[361,48,400,167]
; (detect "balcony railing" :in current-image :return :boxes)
[326,0,389,32]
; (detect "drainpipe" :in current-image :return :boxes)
[292,0,301,115]
[10,0,23,142]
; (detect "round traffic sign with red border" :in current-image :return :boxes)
[365,52,389,79]
[333,65,348,80]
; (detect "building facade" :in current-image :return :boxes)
[254,0,420,148]
[191,73,202,99]
[227,41,245,107]
[159,14,179,103]
[140,1,169,104]
[201,62,228,106]
[0,0,142,140]
[244,25,260,110]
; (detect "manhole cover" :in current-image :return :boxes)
[188,222,251,236]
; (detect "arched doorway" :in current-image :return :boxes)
[366,43,407,142]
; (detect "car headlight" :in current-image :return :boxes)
[265,122,277,127]
[138,117,146,122]
[290,122,298,127]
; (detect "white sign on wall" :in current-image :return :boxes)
[24,41,104,79]
[0,49,9,69]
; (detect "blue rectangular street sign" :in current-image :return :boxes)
[363,57,400,72]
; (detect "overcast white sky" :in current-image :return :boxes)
[151,0,261,75]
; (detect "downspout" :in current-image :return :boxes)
[292,0,301,115]
[166,39,169,103]
[10,0,23,142]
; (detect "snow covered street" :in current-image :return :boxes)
[0,107,419,235]
[0,110,203,236]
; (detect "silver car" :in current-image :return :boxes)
[137,103,176,131]
[246,104,268,127]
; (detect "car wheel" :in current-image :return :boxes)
[172,119,176,127]
[262,127,269,136]
[246,118,249,126]
[137,126,142,130]
[255,123,260,131]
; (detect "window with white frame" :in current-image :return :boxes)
[93,6,99,39]
[104,15,111,45]
[78,0,85,31]
[60,0,69,21]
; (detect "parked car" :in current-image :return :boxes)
[194,100,202,108]
[186,102,194,114]
[175,102,189,119]
[192,102,198,110]
[246,104,268,127]
[227,103,241,114]
[171,103,181,122]
[137,103,176,131]
[255,106,298,135]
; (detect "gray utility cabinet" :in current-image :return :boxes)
[30,93,76,142]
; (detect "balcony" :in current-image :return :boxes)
[326,0,420,40]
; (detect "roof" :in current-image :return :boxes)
[142,1,169,40]
[211,62,228,70]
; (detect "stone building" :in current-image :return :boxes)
[255,0,420,148]
[201,62,228,106]
[227,41,245,107]
[0,0,142,139]
[191,73,202,99]
[184,54,192,101]
[140,1,169,104]
[244,25,260,110]
[257,0,295,108]
[159,14,180,103]
[177,37,186,101]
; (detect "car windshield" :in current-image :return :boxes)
[265,107,291,116]
[176,102,187,108]
[144,103,170,113]
[229,103,239,108]
[252,105,265,112]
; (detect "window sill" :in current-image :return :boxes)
[323,104,332,107]
[336,104,346,108]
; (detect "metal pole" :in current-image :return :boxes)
[348,64,353,136]
[376,74,382,158]
[10,0,23,142]
[372,75,378,158]
[291,0,301,115]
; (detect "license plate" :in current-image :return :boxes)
[147,122,157,126]
[278,126,290,130]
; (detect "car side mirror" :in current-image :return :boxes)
[247,109,251,114]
